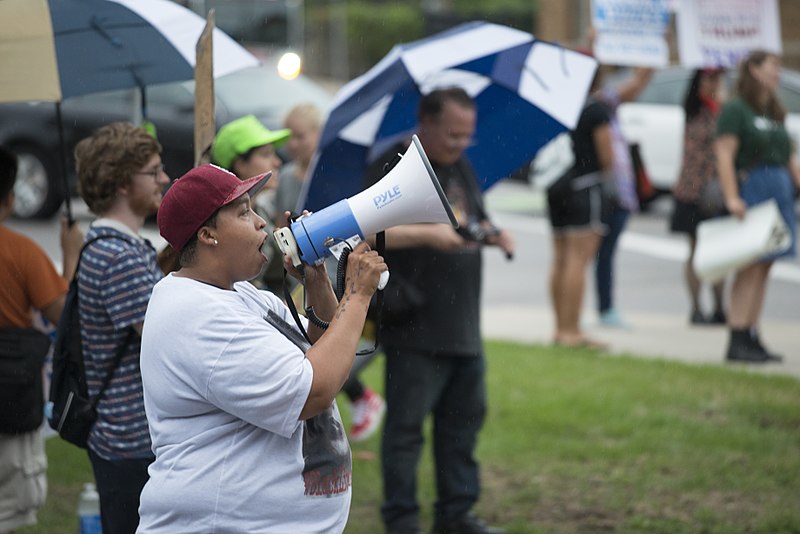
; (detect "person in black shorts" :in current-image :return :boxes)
[546,68,611,349]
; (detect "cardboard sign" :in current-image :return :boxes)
[677,0,782,68]
[592,0,671,67]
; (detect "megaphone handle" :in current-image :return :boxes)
[376,231,388,290]
[378,270,390,291]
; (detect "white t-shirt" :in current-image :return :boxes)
[137,274,351,534]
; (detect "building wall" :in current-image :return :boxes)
[781,0,800,69]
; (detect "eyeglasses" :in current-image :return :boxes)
[135,163,165,179]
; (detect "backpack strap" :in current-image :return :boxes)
[90,329,135,409]
[76,233,141,408]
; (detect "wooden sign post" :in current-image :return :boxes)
[194,9,216,166]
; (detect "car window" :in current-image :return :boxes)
[214,66,333,128]
[66,88,134,108]
[778,86,800,114]
[637,77,689,106]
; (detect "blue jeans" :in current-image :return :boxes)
[596,207,630,313]
[381,347,486,530]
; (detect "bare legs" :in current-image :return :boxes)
[686,238,725,319]
[728,261,772,329]
[550,230,605,347]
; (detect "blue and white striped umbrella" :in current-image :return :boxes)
[301,21,597,212]
[0,0,258,103]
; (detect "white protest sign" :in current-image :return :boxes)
[592,0,671,68]
[677,0,782,68]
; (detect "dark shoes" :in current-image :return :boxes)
[691,308,726,326]
[726,329,783,363]
[433,513,506,534]
[708,309,727,325]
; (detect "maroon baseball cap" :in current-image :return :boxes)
[157,164,271,252]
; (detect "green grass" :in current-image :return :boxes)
[24,341,800,533]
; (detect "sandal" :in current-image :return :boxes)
[553,334,609,351]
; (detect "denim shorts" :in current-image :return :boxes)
[740,165,797,259]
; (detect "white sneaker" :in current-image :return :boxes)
[349,388,386,442]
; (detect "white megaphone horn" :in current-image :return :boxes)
[271,134,458,289]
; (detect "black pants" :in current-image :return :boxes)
[380,346,486,530]
[88,449,152,534]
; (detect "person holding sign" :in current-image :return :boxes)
[714,50,800,363]
[592,64,654,329]
[580,25,657,329]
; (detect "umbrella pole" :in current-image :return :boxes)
[55,102,73,223]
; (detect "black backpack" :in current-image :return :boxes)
[47,236,134,448]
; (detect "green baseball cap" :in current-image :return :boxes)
[211,115,291,170]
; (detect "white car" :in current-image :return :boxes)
[531,67,800,192]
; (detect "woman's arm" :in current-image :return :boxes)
[788,154,800,193]
[616,68,654,104]
[300,260,339,343]
[300,242,386,419]
[714,134,747,218]
[593,123,615,174]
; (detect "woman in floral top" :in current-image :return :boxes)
[670,68,727,325]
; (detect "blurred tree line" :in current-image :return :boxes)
[304,0,538,80]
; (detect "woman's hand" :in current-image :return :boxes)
[343,241,387,298]
[725,195,747,219]
[274,210,329,285]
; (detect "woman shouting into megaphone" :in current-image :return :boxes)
[137,164,386,532]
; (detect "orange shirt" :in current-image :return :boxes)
[0,225,67,328]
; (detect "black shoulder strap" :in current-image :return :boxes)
[283,274,313,345]
[265,310,311,354]
[76,233,140,407]
[455,157,489,222]
[90,329,135,408]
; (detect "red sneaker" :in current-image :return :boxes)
[349,388,386,442]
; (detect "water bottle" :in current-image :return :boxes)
[77,483,102,534]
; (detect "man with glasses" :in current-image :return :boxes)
[365,88,513,534]
[73,122,168,534]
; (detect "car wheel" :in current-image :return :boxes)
[10,144,64,219]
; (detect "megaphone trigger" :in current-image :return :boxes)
[378,270,390,291]
[272,227,302,268]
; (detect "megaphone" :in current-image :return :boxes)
[271,134,458,289]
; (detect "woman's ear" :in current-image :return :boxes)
[197,226,218,248]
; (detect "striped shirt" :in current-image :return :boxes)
[78,222,161,460]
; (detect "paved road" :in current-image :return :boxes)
[480,181,800,378]
[7,183,799,377]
